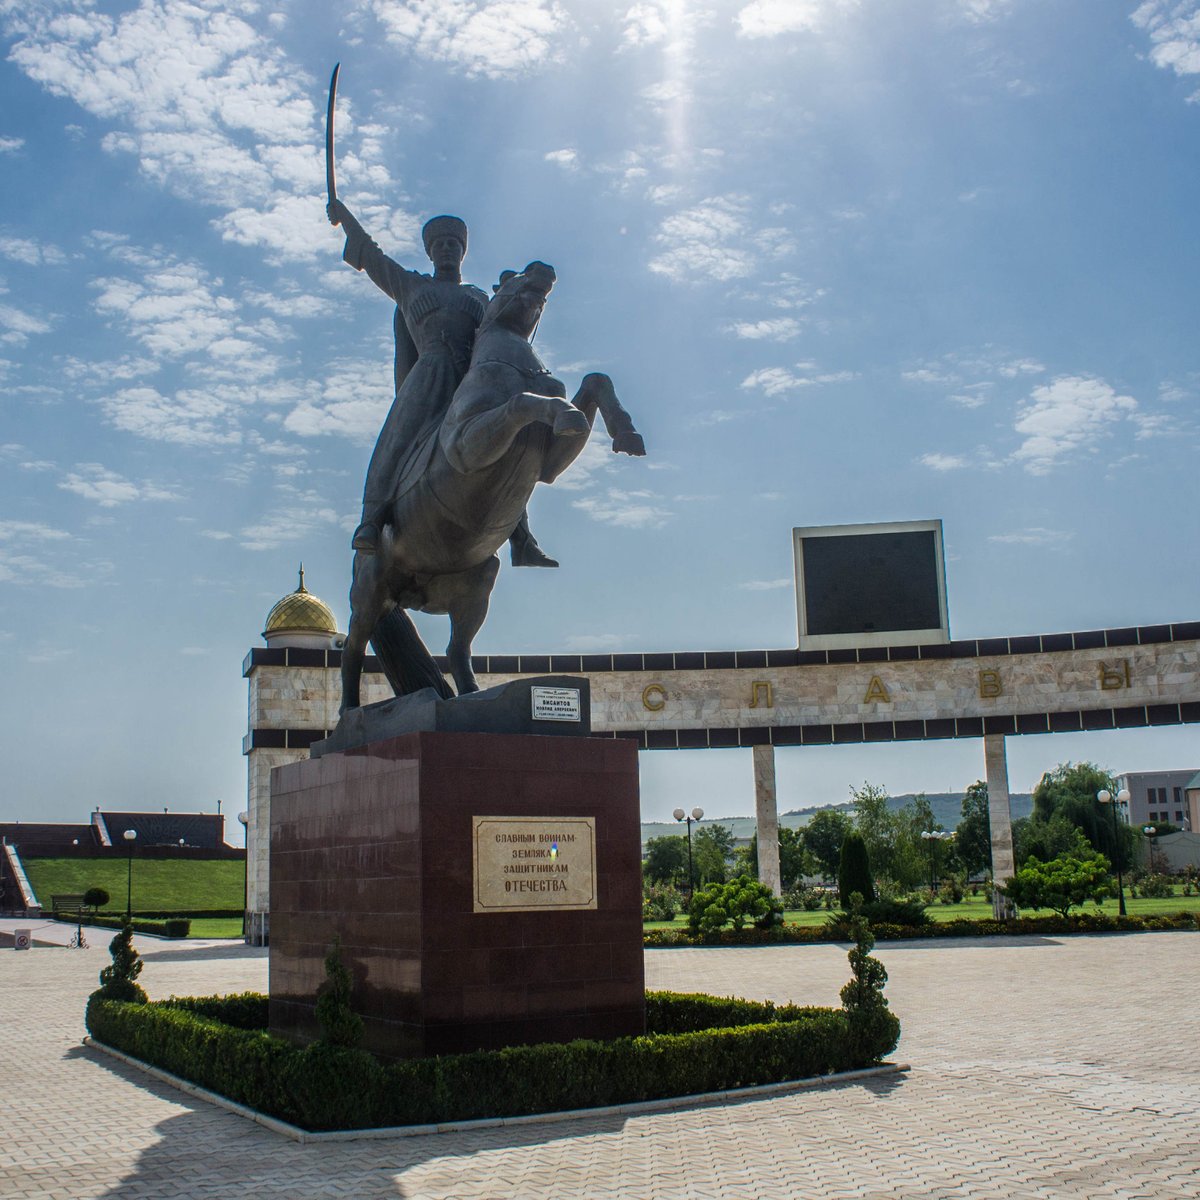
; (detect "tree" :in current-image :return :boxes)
[1013,813,1092,868]
[802,809,852,880]
[956,781,992,877]
[643,835,688,886]
[82,886,110,914]
[692,824,734,885]
[838,829,876,906]
[1003,851,1111,918]
[1031,761,1132,870]
[687,875,783,935]
[96,921,147,1003]
[839,903,900,1063]
[741,827,810,888]
[851,782,895,882]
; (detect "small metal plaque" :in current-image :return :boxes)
[530,685,582,723]
[473,816,597,913]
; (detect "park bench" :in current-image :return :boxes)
[51,893,87,913]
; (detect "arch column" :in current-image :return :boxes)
[984,732,1017,919]
[752,744,781,895]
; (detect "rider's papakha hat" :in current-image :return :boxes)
[422,215,468,256]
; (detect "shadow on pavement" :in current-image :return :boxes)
[137,943,269,963]
[77,1041,633,1199]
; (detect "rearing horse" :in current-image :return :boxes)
[340,261,645,712]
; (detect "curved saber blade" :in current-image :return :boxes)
[325,62,340,213]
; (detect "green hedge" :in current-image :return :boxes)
[85,989,898,1132]
[75,916,191,938]
[643,910,1200,948]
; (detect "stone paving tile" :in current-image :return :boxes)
[2,926,1198,1198]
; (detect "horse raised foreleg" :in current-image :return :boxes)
[340,551,386,713]
[428,556,500,694]
[444,391,589,475]
[540,373,645,482]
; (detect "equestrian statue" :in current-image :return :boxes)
[325,67,645,712]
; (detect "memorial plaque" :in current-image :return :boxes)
[473,815,597,913]
[530,685,582,722]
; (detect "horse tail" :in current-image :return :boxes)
[370,607,456,700]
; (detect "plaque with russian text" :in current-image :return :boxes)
[472,816,598,913]
[530,685,582,722]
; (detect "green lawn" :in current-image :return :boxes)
[645,888,1200,930]
[185,918,246,939]
[23,857,244,914]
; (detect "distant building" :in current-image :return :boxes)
[1116,770,1198,830]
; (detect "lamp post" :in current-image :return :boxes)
[673,806,704,900]
[1097,788,1130,916]
[123,829,137,918]
[1143,824,1160,875]
[920,830,954,891]
[237,811,249,939]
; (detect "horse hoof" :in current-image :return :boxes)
[612,431,645,456]
[553,409,591,438]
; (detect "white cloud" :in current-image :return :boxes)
[239,489,342,551]
[283,359,393,444]
[1132,2,1200,97]
[363,0,571,78]
[649,196,754,282]
[739,578,792,591]
[59,463,178,507]
[988,528,1072,546]
[919,453,969,471]
[544,148,579,170]
[727,317,801,341]
[0,135,24,153]
[0,302,52,342]
[98,386,244,447]
[1011,375,1138,474]
[571,488,672,529]
[0,235,67,266]
[622,3,669,47]
[741,364,853,395]
[0,520,71,543]
[737,0,859,39]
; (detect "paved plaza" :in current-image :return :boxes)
[1,922,1197,1199]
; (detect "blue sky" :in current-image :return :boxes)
[2,0,1198,841]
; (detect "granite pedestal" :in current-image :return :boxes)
[268,730,644,1059]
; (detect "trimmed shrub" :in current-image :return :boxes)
[838,832,875,906]
[642,884,682,922]
[95,922,147,1004]
[85,989,898,1132]
[1134,874,1174,900]
[82,887,110,912]
[80,915,191,938]
[839,912,901,1064]
[688,875,784,935]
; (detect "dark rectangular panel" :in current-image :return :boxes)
[801,725,833,745]
[955,717,984,737]
[675,653,705,670]
[251,729,287,749]
[489,655,520,673]
[1181,702,1200,723]
[1137,625,1172,645]
[646,730,678,750]
[772,725,804,745]
[286,648,327,668]
[766,649,800,667]
[740,727,771,746]
[1080,708,1115,730]
[519,655,551,674]
[1172,621,1200,641]
[801,529,941,635]
[797,650,829,665]
[1113,706,1148,728]
[920,643,953,659]
[1073,630,1105,650]
[833,723,864,744]
[888,645,921,661]
[826,648,857,664]
[1147,704,1181,726]
[1105,628,1138,648]
[287,729,328,749]
[705,651,736,669]
[677,728,709,749]
[925,718,956,739]
[977,638,1009,657]
[863,722,894,742]
[1041,633,1073,652]
[549,655,583,674]
[581,655,613,672]
[983,715,1017,735]
[1009,636,1041,655]
[947,640,978,658]
[858,647,887,663]
[708,728,739,748]
[643,653,675,671]
[1049,710,1083,732]
[736,650,767,669]
[612,654,644,672]
[893,720,925,741]
[614,730,647,747]
[1016,713,1050,734]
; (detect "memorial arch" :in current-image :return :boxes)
[245,596,1200,939]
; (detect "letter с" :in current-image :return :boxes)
[642,683,666,711]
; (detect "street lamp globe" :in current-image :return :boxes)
[672,808,685,822]
[123,829,136,842]
[691,807,704,821]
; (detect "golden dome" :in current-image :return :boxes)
[263,565,338,637]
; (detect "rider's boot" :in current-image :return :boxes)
[509,511,558,568]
